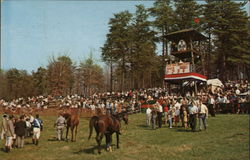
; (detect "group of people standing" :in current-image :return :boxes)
[1,114,43,152]
[146,97,208,132]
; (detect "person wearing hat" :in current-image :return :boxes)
[54,113,66,141]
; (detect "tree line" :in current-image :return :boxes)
[0,55,105,100]
[1,0,249,100]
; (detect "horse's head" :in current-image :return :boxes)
[62,113,71,119]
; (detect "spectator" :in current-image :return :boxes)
[25,117,32,137]
[32,114,43,146]
[146,107,152,126]
[54,113,66,141]
[183,107,188,130]
[151,108,157,130]
[163,102,169,125]
[5,115,15,152]
[189,101,199,132]
[198,101,209,131]
[156,102,163,128]
[15,115,26,148]
[1,114,8,140]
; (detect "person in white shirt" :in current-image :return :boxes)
[189,101,199,132]
[146,107,152,126]
[198,101,208,131]
[156,102,163,128]
[208,95,216,117]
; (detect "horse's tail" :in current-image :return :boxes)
[88,116,99,140]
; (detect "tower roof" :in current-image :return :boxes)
[164,28,207,41]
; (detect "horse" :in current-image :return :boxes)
[62,109,80,142]
[114,112,129,125]
[88,113,128,154]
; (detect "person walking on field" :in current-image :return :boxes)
[183,107,188,130]
[208,95,216,117]
[54,113,66,141]
[151,108,157,130]
[156,102,163,128]
[15,115,26,148]
[163,103,169,125]
[5,115,15,152]
[32,114,43,145]
[198,101,209,131]
[146,107,152,126]
[168,107,174,129]
[189,101,199,132]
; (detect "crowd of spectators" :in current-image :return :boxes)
[0,80,249,115]
[0,80,249,152]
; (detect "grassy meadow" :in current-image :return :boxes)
[0,113,249,160]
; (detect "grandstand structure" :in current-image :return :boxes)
[164,28,207,95]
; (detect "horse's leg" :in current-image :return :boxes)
[95,132,99,144]
[74,125,78,142]
[65,126,69,141]
[71,126,74,142]
[116,132,119,149]
[95,132,100,153]
[97,133,104,154]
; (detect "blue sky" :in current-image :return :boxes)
[1,1,154,72]
[1,1,249,73]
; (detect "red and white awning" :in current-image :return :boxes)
[164,72,207,82]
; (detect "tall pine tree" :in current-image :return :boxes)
[203,0,250,81]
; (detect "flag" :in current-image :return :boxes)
[194,18,200,24]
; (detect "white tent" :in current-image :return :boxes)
[207,78,223,87]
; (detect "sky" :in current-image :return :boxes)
[1,0,249,73]
[1,0,154,72]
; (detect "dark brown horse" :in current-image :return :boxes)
[62,109,80,142]
[88,113,128,154]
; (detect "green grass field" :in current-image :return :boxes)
[0,114,249,160]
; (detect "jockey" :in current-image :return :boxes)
[32,114,43,145]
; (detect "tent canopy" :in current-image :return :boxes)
[207,78,223,87]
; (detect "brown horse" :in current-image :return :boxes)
[62,109,80,142]
[88,113,128,154]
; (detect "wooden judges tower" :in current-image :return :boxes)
[164,28,207,95]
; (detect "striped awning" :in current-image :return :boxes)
[164,72,207,82]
